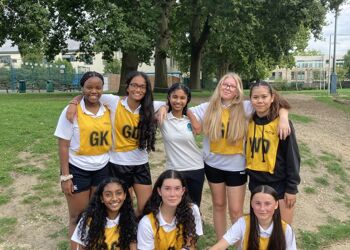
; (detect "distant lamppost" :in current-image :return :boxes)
[330,7,339,95]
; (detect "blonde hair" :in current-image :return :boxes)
[203,72,247,144]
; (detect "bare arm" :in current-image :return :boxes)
[58,138,74,195]
[186,109,201,135]
[129,242,137,250]
[66,95,83,123]
[278,108,290,140]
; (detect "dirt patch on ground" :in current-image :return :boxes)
[1,94,350,249]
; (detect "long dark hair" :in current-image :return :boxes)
[249,81,290,120]
[79,177,137,249]
[247,185,286,250]
[167,83,192,116]
[125,71,156,152]
[142,170,198,247]
[80,71,104,87]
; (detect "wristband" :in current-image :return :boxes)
[60,174,73,182]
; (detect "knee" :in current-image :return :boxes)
[213,200,226,211]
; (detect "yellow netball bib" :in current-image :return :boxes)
[105,225,120,250]
[148,213,184,250]
[114,100,140,152]
[210,109,244,155]
[77,104,112,155]
[243,215,286,250]
[246,118,279,174]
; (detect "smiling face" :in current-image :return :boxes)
[126,75,147,102]
[250,85,274,117]
[219,76,238,103]
[157,178,185,208]
[82,76,103,104]
[168,89,188,114]
[251,192,278,225]
[101,182,126,219]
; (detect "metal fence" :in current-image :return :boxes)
[0,66,85,92]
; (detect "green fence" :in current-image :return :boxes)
[0,66,84,92]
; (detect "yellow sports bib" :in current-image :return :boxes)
[210,109,244,155]
[77,104,112,155]
[86,218,120,250]
[246,118,280,174]
[105,225,120,250]
[148,213,184,250]
[243,215,286,250]
[114,100,140,152]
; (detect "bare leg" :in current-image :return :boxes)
[227,184,246,223]
[279,199,295,224]
[208,181,227,240]
[133,183,152,217]
[66,190,90,250]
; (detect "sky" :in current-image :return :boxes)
[307,3,350,57]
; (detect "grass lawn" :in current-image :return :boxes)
[0,89,350,249]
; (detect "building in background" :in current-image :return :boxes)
[268,55,345,89]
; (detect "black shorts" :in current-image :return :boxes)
[204,163,247,187]
[68,163,109,193]
[109,162,152,188]
[248,179,286,200]
[179,168,205,207]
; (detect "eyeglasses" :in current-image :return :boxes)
[221,83,237,90]
[129,83,147,91]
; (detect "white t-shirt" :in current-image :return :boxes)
[159,112,204,171]
[223,216,297,250]
[190,100,253,172]
[137,204,203,250]
[100,94,164,165]
[71,215,120,246]
[54,99,110,170]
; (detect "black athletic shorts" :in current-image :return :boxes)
[68,163,109,193]
[109,162,152,188]
[204,163,247,187]
[249,179,286,200]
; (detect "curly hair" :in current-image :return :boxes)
[142,170,198,248]
[78,177,137,249]
[125,71,156,152]
[247,185,286,250]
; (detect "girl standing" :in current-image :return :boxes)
[55,71,112,245]
[158,83,204,206]
[187,72,290,240]
[137,170,203,250]
[67,71,160,217]
[246,81,300,224]
[209,185,297,250]
[71,177,137,249]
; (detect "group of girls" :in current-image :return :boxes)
[55,70,300,249]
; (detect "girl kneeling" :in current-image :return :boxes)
[209,185,296,250]
[137,170,203,250]
[71,177,137,249]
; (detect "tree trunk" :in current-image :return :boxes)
[154,0,175,89]
[189,45,202,90]
[217,61,229,80]
[188,13,210,90]
[119,50,139,95]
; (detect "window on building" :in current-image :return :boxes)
[291,72,295,80]
[297,72,305,80]
[0,56,11,64]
